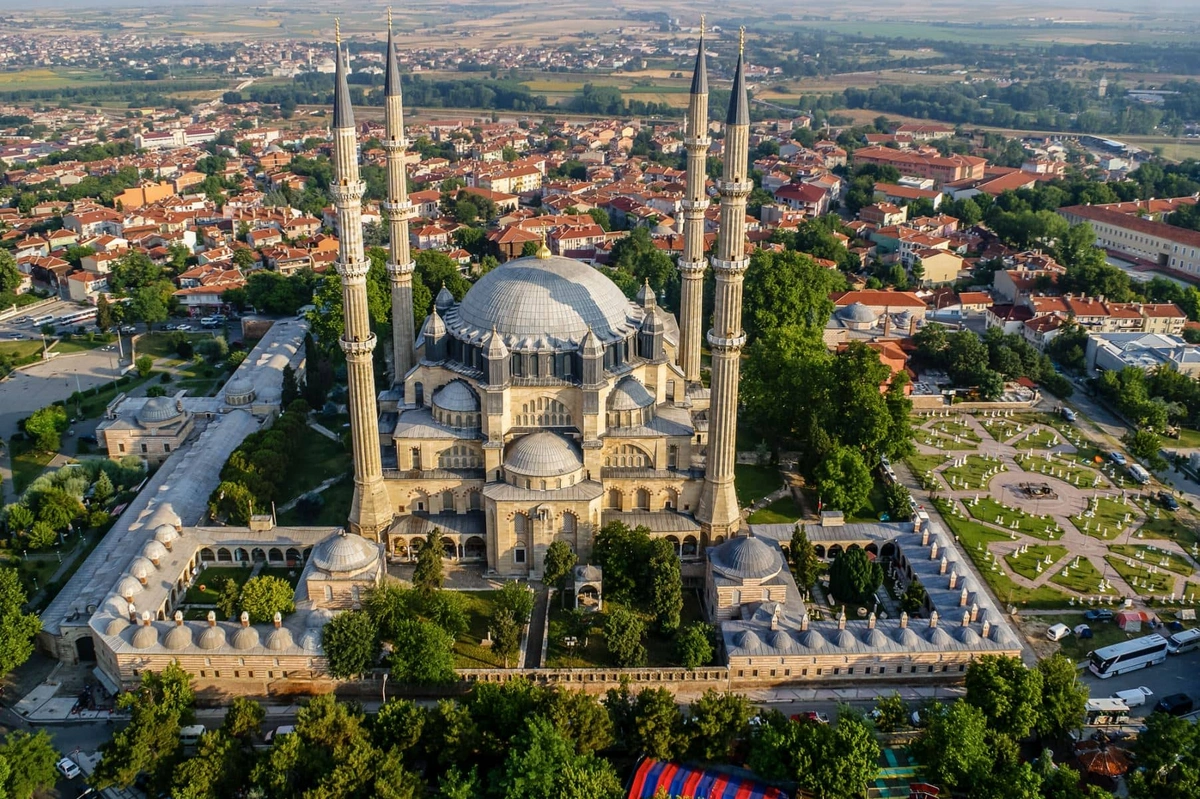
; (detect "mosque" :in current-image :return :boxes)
[348,20,751,575]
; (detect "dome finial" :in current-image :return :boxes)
[335,17,341,46]
[739,26,745,56]
[387,6,392,33]
[536,227,551,259]
[700,14,705,37]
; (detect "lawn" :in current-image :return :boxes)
[941,455,1005,491]
[1048,556,1107,595]
[544,593,704,668]
[1070,496,1140,540]
[132,331,212,360]
[915,425,979,451]
[734,464,783,506]
[1104,555,1177,595]
[452,590,508,668]
[1014,452,1105,489]
[8,436,56,494]
[52,334,116,354]
[278,426,352,506]
[966,496,1063,541]
[847,480,890,523]
[1004,544,1067,581]
[1108,544,1195,576]
[0,340,45,362]
[978,416,1025,443]
[1036,612,1133,663]
[277,477,353,527]
[905,453,950,489]
[258,566,303,589]
[1015,427,1066,451]
[1171,428,1200,448]
[747,496,802,524]
[183,566,253,605]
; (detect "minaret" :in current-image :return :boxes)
[331,22,393,540]
[383,10,416,388]
[678,17,710,386]
[696,28,751,541]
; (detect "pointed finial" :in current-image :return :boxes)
[536,227,551,259]
[739,26,745,56]
[387,7,392,32]
[700,14,705,37]
[335,18,341,47]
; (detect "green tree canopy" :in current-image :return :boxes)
[0,569,40,677]
[238,575,296,623]
[827,546,883,605]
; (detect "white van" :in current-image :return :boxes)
[264,725,295,743]
[1167,627,1200,654]
[1112,686,1153,707]
[180,724,206,747]
[1127,464,1151,485]
[1046,623,1071,641]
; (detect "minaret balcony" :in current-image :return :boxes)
[340,332,378,356]
[705,331,747,352]
[677,258,708,276]
[709,256,749,275]
[329,180,366,203]
[382,138,411,151]
[681,199,710,212]
[716,179,754,196]
[336,257,372,280]
[386,260,416,278]
[685,136,712,147]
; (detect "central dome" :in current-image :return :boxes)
[505,432,583,478]
[448,255,640,349]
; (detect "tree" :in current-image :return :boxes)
[813,446,872,513]
[134,354,154,377]
[542,688,614,755]
[591,521,651,602]
[238,576,296,623]
[321,609,379,678]
[24,405,67,452]
[171,730,240,799]
[884,482,913,521]
[0,250,20,295]
[630,688,687,760]
[5,504,33,534]
[604,606,646,667]
[35,489,83,531]
[93,664,194,793]
[1127,710,1200,799]
[542,540,577,601]
[964,655,1043,741]
[827,547,883,605]
[675,622,714,669]
[413,528,445,592]
[495,580,535,626]
[130,283,169,330]
[216,577,240,619]
[373,698,426,753]
[646,537,682,633]
[746,709,879,799]
[93,470,115,504]
[489,609,521,668]
[1036,653,1088,742]
[281,365,300,407]
[0,569,39,676]
[900,577,928,615]
[499,717,622,799]
[195,336,228,363]
[909,700,992,792]
[96,293,114,332]
[1123,428,1167,470]
[788,524,820,591]
[390,618,456,685]
[688,691,753,761]
[0,730,59,799]
[873,692,909,733]
[222,696,265,741]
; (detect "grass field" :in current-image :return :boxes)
[452,590,509,668]
[1004,544,1067,581]
[1037,612,1131,662]
[747,496,803,525]
[1014,453,1105,488]
[1070,496,1140,540]
[1016,427,1066,450]
[1048,556,1107,595]
[183,566,252,606]
[276,477,353,527]
[905,453,950,486]
[8,436,56,495]
[735,464,783,506]
[942,455,1004,491]
[544,593,704,668]
[978,416,1026,443]
[1108,544,1195,576]
[967,497,1063,541]
[52,335,116,355]
[133,332,213,360]
[915,417,980,451]
[1104,555,1177,595]
[1137,515,1198,547]
[847,481,890,523]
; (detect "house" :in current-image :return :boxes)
[772,183,829,217]
[852,146,986,186]
[915,249,965,286]
[174,264,246,315]
[247,228,283,249]
[859,203,907,227]
[65,271,108,303]
[413,225,451,250]
[874,182,943,211]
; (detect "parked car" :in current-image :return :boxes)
[791,711,829,724]
[79,435,98,445]
[120,325,136,333]
[1153,693,1194,716]
[1158,492,1180,511]
[1047,623,1072,641]
[164,324,176,331]
[175,323,192,331]
[1061,408,1077,422]
[1109,451,1127,466]
[1084,608,1114,622]
[56,757,81,779]
[1112,686,1153,708]
[1074,624,1093,639]
[264,725,295,743]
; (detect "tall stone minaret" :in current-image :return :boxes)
[383,10,416,388]
[331,23,393,540]
[678,17,709,387]
[697,28,751,541]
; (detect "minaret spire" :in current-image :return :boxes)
[677,20,710,386]
[331,34,393,539]
[697,30,752,540]
[383,10,417,387]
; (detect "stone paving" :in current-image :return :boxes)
[911,411,1200,608]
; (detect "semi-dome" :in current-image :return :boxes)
[266,626,294,651]
[608,376,654,411]
[709,535,781,581]
[137,396,181,425]
[504,432,583,478]
[311,532,378,574]
[432,380,480,413]
[164,624,193,650]
[448,255,640,349]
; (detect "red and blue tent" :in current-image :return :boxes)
[628,759,790,799]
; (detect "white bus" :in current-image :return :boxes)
[56,308,97,327]
[30,314,55,326]
[1166,627,1200,655]
[1089,634,1169,678]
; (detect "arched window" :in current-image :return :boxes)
[519,398,572,427]
[324,585,333,602]
[441,490,455,514]
[635,488,650,510]
[561,512,577,537]
[664,488,678,510]
[511,353,523,377]
[607,489,621,509]
[604,444,650,468]
[514,513,529,540]
[468,491,482,511]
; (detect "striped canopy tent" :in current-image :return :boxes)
[628,759,788,799]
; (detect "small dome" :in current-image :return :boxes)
[484,327,509,358]
[799,629,826,650]
[224,378,256,406]
[198,625,226,650]
[232,626,260,650]
[432,380,480,413]
[131,624,158,649]
[116,576,143,598]
[153,524,179,545]
[958,627,981,645]
[311,533,379,574]
[307,608,334,628]
[142,540,167,562]
[709,535,781,581]
[435,284,456,311]
[927,627,952,647]
[832,628,857,649]
[839,302,877,323]
[863,628,889,648]
[733,630,763,650]
[137,396,181,425]
[164,624,193,650]
[266,626,294,651]
[105,617,129,636]
[991,627,1012,644]
[766,630,797,653]
[608,376,654,411]
[299,628,323,651]
[422,308,447,339]
[895,627,922,647]
[129,557,155,580]
[504,432,583,478]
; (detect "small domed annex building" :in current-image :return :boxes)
[385,253,707,575]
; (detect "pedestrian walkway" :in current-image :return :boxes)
[309,421,340,442]
[523,588,549,669]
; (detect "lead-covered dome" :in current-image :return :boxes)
[505,432,583,479]
[138,396,181,426]
[311,532,379,574]
[448,255,640,349]
[709,535,781,581]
